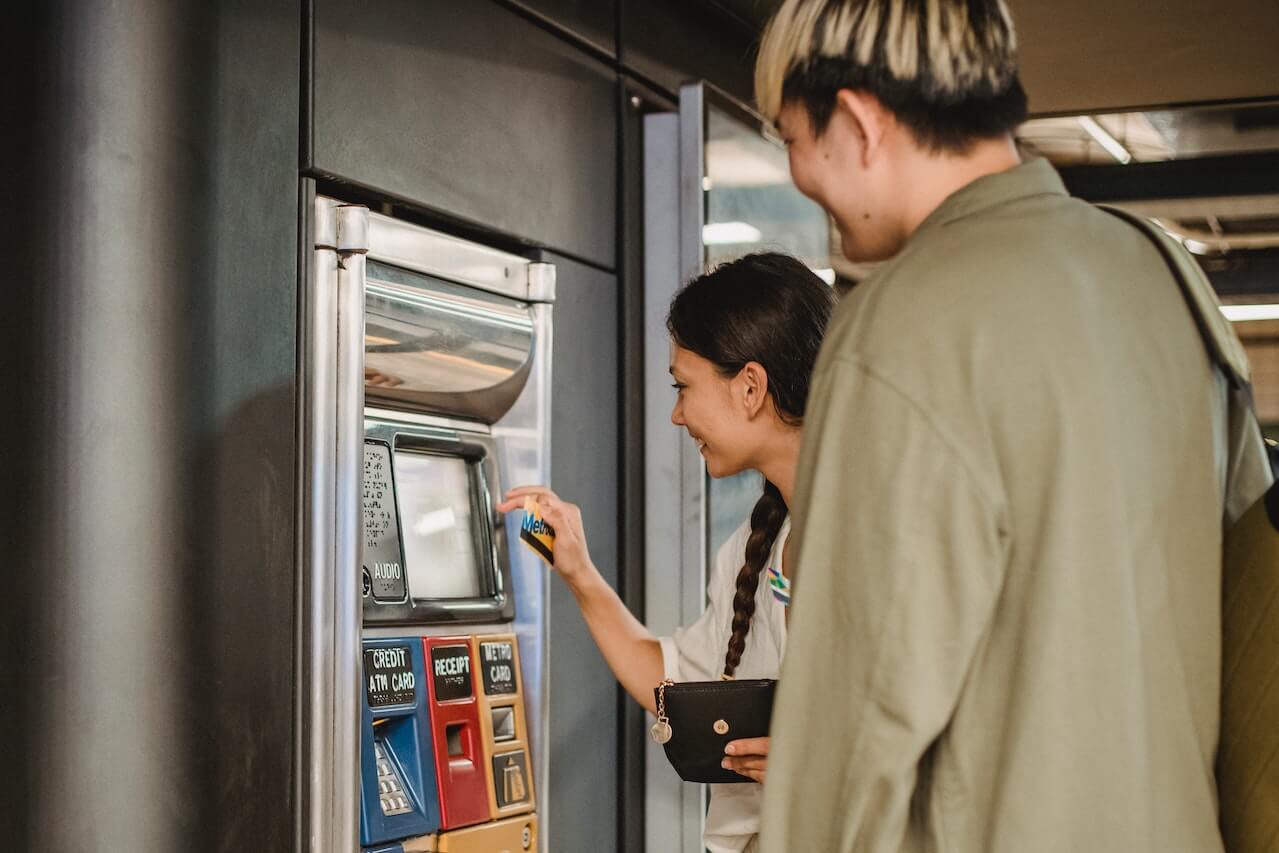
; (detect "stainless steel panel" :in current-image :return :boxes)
[301,197,366,853]
[363,261,536,424]
[367,212,539,302]
[643,84,708,853]
[528,262,558,304]
[334,204,368,853]
[365,406,492,436]
[679,83,707,285]
[303,198,340,853]
[492,300,553,853]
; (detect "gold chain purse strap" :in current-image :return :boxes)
[651,679,674,744]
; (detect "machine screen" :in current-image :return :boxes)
[394,451,486,599]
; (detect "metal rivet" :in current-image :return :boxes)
[713,719,729,735]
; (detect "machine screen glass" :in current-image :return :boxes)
[394,451,486,599]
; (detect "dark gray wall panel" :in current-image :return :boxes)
[2,0,300,849]
[314,0,618,268]
[505,0,617,57]
[622,0,758,108]
[617,82,652,853]
[548,253,621,852]
[198,3,302,850]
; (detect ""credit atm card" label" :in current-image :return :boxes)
[365,645,416,708]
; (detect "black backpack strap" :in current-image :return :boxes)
[1102,205,1277,514]
[1101,205,1252,392]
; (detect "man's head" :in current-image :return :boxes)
[756,0,1028,261]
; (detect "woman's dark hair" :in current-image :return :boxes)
[666,252,835,676]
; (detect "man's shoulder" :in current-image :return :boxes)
[822,194,1143,368]
[887,191,1113,295]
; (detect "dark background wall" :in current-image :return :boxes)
[2,0,301,851]
[312,0,619,268]
[3,0,754,850]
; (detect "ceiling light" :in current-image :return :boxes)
[1078,116,1133,164]
[703,222,762,245]
[1220,303,1279,322]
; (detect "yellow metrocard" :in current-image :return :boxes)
[518,497,555,565]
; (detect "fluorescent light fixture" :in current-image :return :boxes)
[703,221,762,245]
[1078,116,1133,165]
[812,267,837,285]
[1220,303,1279,322]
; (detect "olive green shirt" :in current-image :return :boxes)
[760,159,1257,852]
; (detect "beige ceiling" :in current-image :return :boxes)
[1008,0,1279,115]
[728,0,1279,115]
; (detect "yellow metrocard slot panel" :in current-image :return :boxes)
[415,814,537,853]
[472,633,536,819]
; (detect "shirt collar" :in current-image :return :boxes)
[913,157,1068,236]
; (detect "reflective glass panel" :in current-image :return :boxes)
[394,451,485,599]
[702,104,832,555]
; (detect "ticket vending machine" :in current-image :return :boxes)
[343,203,553,853]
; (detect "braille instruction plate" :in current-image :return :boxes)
[363,441,407,602]
[365,645,417,708]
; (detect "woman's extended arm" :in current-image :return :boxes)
[498,486,664,713]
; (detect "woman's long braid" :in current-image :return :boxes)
[723,480,788,677]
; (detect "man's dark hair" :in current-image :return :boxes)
[757,0,1029,153]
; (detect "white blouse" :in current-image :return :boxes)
[657,517,791,853]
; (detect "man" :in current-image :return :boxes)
[753,1,1269,851]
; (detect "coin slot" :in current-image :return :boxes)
[491,706,516,743]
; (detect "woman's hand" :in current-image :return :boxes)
[722,737,770,783]
[497,486,597,588]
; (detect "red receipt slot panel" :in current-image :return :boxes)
[423,636,490,830]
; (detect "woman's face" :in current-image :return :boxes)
[669,344,756,478]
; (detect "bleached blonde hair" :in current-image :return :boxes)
[755,0,1020,125]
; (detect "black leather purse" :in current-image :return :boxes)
[651,677,776,784]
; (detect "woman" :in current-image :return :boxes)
[498,252,834,853]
